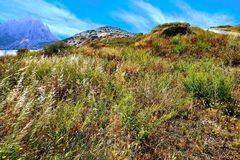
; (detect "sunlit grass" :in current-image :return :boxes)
[0,25,240,159]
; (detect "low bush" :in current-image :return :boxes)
[173,44,188,55]
[152,41,161,54]
[17,48,29,58]
[222,38,240,66]
[17,49,40,59]
[196,41,209,52]
[42,41,73,57]
[172,35,181,45]
[171,35,188,55]
[183,61,234,106]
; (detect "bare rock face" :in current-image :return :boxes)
[66,26,134,47]
[153,22,191,37]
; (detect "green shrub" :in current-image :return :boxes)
[173,44,187,55]
[17,48,31,58]
[183,62,234,106]
[173,60,189,72]
[196,41,209,52]
[172,35,181,45]
[17,49,40,59]
[43,41,73,57]
[17,48,29,57]
[152,41,161,54]
[171,35,188,55]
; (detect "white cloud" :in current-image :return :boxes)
[0,0,101,38]
[113,10,151,32]
[175,0,234,28]
[132,0,172,24]
[113,0,234,32]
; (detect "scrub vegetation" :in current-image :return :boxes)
[0,23,239,159]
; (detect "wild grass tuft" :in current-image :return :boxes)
[183,60,234,106]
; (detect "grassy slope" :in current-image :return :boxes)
[0,25,240,159]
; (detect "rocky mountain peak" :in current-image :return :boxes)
[67,26,134,47]
[0,18,58,50]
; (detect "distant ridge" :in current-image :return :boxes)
[0,18,58,50]
[66,26,135,47]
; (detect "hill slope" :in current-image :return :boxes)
[0,18,58,50]
[0,23,239,159]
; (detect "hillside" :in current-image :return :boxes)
[0,18,58,50]
[66,26,135,47]
[0,23,240,159]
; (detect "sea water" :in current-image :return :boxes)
[0,50,18,56]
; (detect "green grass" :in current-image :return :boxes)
[182,60,234,106]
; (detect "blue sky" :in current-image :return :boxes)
[0,0,239,38]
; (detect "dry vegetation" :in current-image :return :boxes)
[0,23,240,159]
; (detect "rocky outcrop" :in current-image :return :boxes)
[153,22,191,37]
[66,26,134,47]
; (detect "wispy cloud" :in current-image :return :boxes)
[0,0,101,38]
[132,0,175,24]
[113,10,151,32]
[113,0,234,32]
[175,0,234,27]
